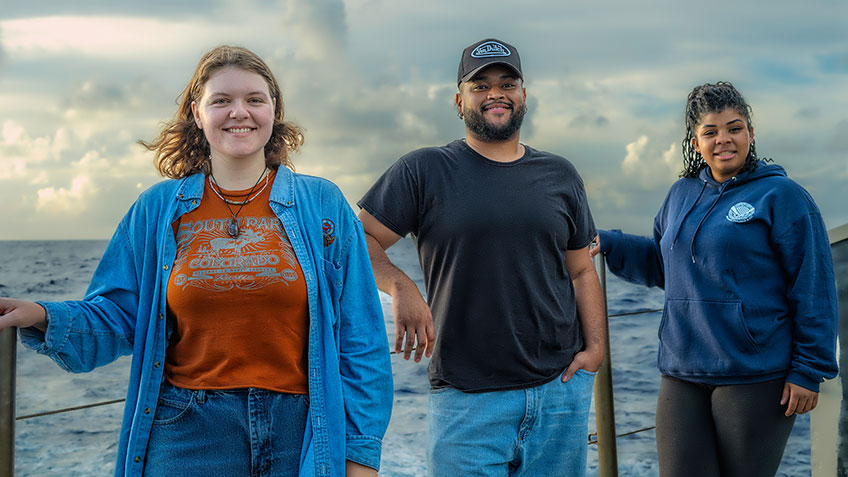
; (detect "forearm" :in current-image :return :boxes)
[572,267,606,354]
[346,460,378,477]
[362,228,434,360]
[599,229,665,289]
[777,212,838,389]
[363,232,420,297]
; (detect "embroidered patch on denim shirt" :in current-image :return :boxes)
[726,202,755,223]
[322,219,336,247]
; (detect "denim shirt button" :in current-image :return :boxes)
[163,265,169,271]
[134,457,141,463]
[144,408,151,414]
[191,200,198,205]
[177,194,184,199]
[153,362,160,368]
[158,313,164,320]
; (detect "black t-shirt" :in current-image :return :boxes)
[359,140,596,392]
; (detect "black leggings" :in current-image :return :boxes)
[656,376,796,477]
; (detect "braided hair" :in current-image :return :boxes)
[681,81,769,178]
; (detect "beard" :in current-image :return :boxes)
[463,101,527,142]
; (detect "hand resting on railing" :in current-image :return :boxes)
[0,298,48,333]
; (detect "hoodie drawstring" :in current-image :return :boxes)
[689,178,736,263]
[670,181,707,252]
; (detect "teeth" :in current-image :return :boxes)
[228,128,251,133]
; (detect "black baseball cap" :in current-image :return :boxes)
[457,38,522,85]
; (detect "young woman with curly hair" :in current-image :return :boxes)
[592,81,837,476]
[0,45,392,477]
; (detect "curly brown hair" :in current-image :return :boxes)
[140,45,304,178]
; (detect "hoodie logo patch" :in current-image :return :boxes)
[322,219,336,247]
[726,202,755,223]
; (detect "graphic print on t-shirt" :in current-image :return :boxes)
[171,216,299,292]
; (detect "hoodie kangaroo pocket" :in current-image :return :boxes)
[658,298,761,376]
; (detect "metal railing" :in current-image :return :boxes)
[593,254,619,476]
[1,327,15,477]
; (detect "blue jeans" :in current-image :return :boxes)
[427,370,596,477]
[144,381,309,476]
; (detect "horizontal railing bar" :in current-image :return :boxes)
[588,425,657,445]
[608,308,662,318]
[15,398,126,421]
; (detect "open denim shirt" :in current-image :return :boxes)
[21,167,393,476]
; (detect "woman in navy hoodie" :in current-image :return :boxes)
[592,82,837,476]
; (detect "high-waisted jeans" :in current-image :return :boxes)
[144,381,309,477]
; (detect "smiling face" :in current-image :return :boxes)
[456,64,527,142]
[692,108,754,183]
[191,66,276,167]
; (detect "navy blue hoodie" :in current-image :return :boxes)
[599,162,837,391]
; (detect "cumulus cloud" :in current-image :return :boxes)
[622,135,648,173]
[36,174,96,213]
[0,118,157,230]
[0,121,73,179]
[662,143,678,168]
[620,135,678,188]
[29,171,49,185]
[2,120,26,144]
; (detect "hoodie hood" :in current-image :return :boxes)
[671,162,788,262]
[699,161,787,187]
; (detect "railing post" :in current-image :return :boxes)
[812,224,848,477]
[0,327,15,477]
[593,254,618,476]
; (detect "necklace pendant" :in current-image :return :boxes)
[227,219,240,238]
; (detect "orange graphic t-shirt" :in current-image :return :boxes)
[165,170,309,394]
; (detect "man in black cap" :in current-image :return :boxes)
[358,38,605,476]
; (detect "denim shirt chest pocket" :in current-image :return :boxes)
[321,257,344,334]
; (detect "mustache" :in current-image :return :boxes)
[482,100,513,110]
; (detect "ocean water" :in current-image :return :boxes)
[1,239,810,476]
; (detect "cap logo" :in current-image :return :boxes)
[726,202,755,223]
[471,41,510,58]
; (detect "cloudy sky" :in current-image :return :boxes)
[1,0,846,240]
